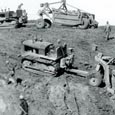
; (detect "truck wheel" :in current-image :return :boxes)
[36,19,45,29]
[44,19,52,28]
[89,77,102,87]
[79,18,90,29]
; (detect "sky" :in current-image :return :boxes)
[0,0,115,25]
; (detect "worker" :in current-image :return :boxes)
[56,39,65,58]
[104,21,111,40]
[22,10,27,17]
[65,48,74,68]
[8,8,10,11]
[19,95,29,115]
[4,8,7,12]
[63,43,67,57]
[1,9,3,12]
[5,61,16,84]
[6,61,16,76]
[60,48,74,69]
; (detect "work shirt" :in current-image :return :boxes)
[20,99,28,115]
[105,24,111,33]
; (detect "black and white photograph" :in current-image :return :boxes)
[0,0,115,115]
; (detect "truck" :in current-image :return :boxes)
[36,0,98,29]
[0,4,28,28]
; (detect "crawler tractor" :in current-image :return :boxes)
[0,4,28,28]
[37,0,98,29]
[21,39,89,77]
[21,40,115,93]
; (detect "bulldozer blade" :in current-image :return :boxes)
[66,69,89,77]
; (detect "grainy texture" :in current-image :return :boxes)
[0,24,115,115]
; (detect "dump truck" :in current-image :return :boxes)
[21,39,89,77]
[36,0,98,29]
[0,4,28,28]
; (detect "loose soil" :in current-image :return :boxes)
[0,24,115,115]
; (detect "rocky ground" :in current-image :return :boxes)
[0,23,115,115]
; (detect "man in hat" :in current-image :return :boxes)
[104,21,111,40]
[19,95,29,115]
[60,48,74,69]
[5,60,16,84]
[65,48,74,68]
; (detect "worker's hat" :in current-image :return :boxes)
[5,60,9,64]
[19,94,24,99]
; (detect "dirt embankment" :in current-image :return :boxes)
[0,25,115,115]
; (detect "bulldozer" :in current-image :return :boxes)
[0,4,28,29]
[36,0,98,29]
[21,39,89,77]
[21,39,115,94]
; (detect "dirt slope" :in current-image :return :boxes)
[0,24,115,115]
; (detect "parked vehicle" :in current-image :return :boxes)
[0,4,28,28]
[36,0,98,29]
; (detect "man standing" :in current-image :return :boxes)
[19,95,29,115]
[60,48,74,69]
[104,21,111,40]
[5,61,16,84]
